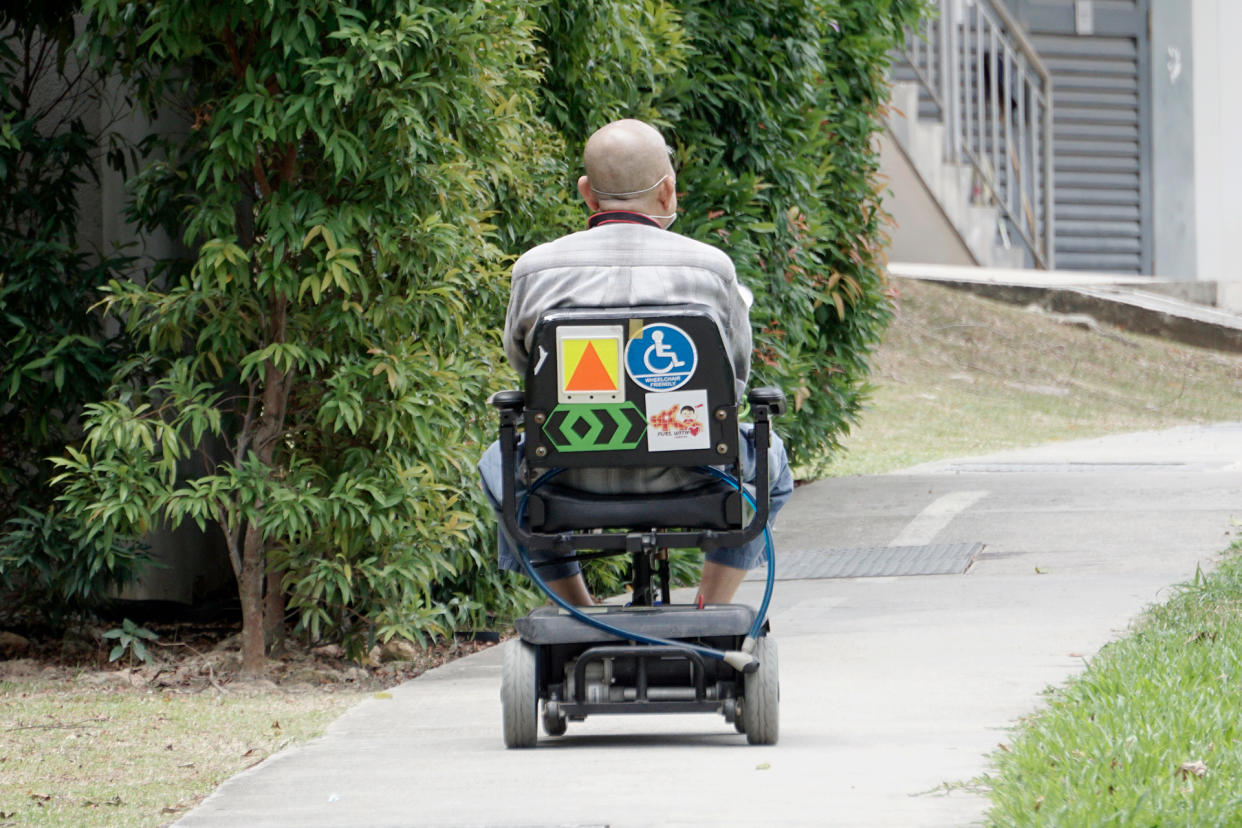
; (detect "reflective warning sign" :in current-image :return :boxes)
[556,326,624,404]
[542,402,646,452]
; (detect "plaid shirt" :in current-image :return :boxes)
[502,214,754,494]
[506,217,752,401]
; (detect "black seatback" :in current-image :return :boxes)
[523,305,740,471]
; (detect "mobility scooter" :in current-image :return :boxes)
[490,304,784,747]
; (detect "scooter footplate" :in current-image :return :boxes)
[514,603,755,645]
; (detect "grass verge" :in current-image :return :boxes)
[983,542,1242,825]
[0,679,362,827]
[821,278,1242,476]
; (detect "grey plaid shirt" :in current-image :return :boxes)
[503,217,754,494]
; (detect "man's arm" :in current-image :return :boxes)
[502,271,532,377]
[722,262,753,398]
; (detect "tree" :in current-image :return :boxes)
[667,0,924,474]
[56,0,556,671]
[533,0,925,473]
[40,0,925,667]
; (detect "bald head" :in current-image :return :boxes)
[583,119,672,196]
[577,119,678,227]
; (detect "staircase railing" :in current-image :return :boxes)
[898,0,1055,269]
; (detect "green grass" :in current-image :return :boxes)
[819,279,1242,477]
[832,280,1242,824]
[984,543,1242,826]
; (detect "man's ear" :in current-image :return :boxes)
[577,175,601,211]
[658,175,678,211]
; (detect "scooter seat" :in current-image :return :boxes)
[528,481,743,533]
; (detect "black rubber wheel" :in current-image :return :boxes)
[542,701,568,737]
[501,639,538,748]
[741,636,779,745]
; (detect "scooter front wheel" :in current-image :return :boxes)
[741,635,779,745]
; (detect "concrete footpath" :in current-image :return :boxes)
[177,423,1242,827]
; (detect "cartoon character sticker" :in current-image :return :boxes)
[645,390,710,452]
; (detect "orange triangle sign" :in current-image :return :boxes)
[566,342,616,391]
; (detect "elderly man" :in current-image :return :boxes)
[479,118,793,606]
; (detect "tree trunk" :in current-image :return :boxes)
[237,296,291,675]
[264,569,286,655]
[240,522,267,674]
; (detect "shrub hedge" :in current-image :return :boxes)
[5,0,923,654]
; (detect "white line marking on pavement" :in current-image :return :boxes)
[889,490,988,547]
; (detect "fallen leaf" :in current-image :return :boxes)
[241,747,259,758]
[374,691,393,700]
[755,762,770,770]
[311,644,344,659]
[1178,760,1208,779]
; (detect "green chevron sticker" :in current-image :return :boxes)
[542,402,647,452]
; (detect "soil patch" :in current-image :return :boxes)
[0,618,497,694]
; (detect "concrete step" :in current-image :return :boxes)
[886,262,1242,354]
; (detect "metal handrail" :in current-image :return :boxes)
[898,0,1054,268]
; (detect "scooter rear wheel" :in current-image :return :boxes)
[501,639,538,748]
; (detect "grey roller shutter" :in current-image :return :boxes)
[1010,0,1151,273]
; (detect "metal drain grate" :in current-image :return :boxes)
[745,542,984,581]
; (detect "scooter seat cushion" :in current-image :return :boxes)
[529,480,743,533]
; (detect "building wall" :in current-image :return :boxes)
[1192,0,1242,287]
[878,133,978,267]
[1150,0,1197,279]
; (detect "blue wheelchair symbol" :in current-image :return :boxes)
[643,330,686,374]
[625,323,697,392]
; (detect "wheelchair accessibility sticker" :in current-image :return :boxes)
[645,389,710,452]
[556,325,624,404]
[624,323,697,392]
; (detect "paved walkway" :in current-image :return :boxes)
[177,423,1242,827]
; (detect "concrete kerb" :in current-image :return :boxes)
[887,262,1242,354]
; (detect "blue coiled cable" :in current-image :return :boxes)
[697,465,775,642]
